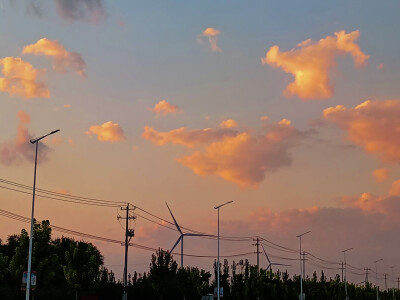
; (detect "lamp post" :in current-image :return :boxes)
[26,129,60,300]
[374,258,383,300]
[296,231,311,300]
[342,247,353,300]
[214,200,233,300]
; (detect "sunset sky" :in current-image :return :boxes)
[1,0,400,286]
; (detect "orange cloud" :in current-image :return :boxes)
[389,180,400,196]
[202,27,221,52]
[177,121,302,187]
[262,30,369,100]
[23,38,86,77]
[142,126,237,148]
[149,100,180,116]
[324,100,400,162]
[373,168,389,182]
[85,121,125,143]
[260,116,269,121]
[219,119,237,128]
[1,111,51,165]
[0,57,50,99]
[144,120,304,187]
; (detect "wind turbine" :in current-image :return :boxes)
[261,244,291,272]
[166,202,211,268]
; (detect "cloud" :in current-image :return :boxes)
[323,99,400,162]
[149,100,180,116]
[54,0,106,23]
[23,38,86,77]
[389,180,400,196]
[85,121,126,143]
[340,190,400,224]
[219,119,237,128]
[0,111,51,165]
[260,116,269,121]
[201,27,221,52]
[142,126,238,148]
[262,30,369,100]
[0,57,50,99]
[143,120,304,187]
[373,168,388,182]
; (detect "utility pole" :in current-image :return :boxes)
[385,273,388,291]
[391,266,396,300]
[253,236,260,276]
[118,204,136,300]
[303,251,306,280]
[365,268,370,285]
[398,277,399,291]
[342,262,344,282]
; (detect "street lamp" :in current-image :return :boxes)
[342,247,353,300]
[296,231,311,300]
[374,258,383,300]
[26,129,60,300]
[214,200,233,300]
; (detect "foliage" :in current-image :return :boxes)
[1,224,400,299]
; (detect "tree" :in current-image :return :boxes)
[149,248,178,300]
[0,253,9,281]
[63,240,103,299]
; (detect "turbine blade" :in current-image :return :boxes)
[272,263,291,267]
[184,233,212,237]
[165,202,182,234]
[171,235,182,253]
[262,244,271,264]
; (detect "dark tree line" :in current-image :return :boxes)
[1,220,399,299]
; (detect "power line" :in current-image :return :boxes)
[0,208,255,259]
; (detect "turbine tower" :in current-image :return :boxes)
[261,244,291,272]
[166,202,210,268]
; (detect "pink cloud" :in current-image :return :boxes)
[373,168,389,182]
[1,111,51,165]
[149,100,180,116]
[324,99,400,162]
[0,57,50,99]
[23,38,86,77]
[262,30,369,100]
[85,121,126,143]
[142,126,238,148]
[201,27,221,52]
[143,120,304,187]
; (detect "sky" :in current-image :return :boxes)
[1,0,400,288]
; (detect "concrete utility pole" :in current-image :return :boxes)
[390,266,396,300]
[254,236,260,276]
[385,273,388,291]
[118,204,136,300]
[342,262,344,282]
[26,129,60,300]
[365,268,370,285]
[296,231,311,300]
[303,251,306,280]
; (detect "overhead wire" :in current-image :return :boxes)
[0,177,387,273]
